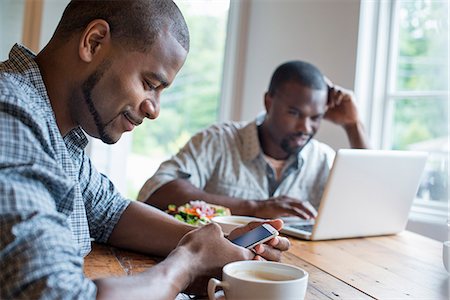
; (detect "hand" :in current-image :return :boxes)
[250,195,317,220]
[177,223,253,296]
[227,219,290,262]
[323,77,360,127]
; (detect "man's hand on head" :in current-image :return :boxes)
[323,77,360,127]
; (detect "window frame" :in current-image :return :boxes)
[89,0,238,196]
[356,0,449,228]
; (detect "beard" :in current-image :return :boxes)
[81,60,116,144]
[280,132,314,156]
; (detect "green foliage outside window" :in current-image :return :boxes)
[392,0,448,151]
[396,0,448,92]
[131,2,229,157]
[391,0,448,202]
[126,1,230,199]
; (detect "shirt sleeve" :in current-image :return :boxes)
[138,126,224,201]
[76,151,131,243]
[0,110,97,299]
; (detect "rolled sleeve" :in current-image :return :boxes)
[0,109,96,299]
[74,148,131,243]
[1,207,97,299]
[138,127,223,201]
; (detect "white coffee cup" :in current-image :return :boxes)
[443,241,450,273]
[208,261,308,300]
[211,216,263,235]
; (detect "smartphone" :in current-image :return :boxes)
[230,224,279,249]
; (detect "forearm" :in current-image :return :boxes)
[344,121,370,149]
[146,179,256,216]
[107,201,194,256]
[95,246,192,300]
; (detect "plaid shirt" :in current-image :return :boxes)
[0,44,131,299]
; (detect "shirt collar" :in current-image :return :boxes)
[240,112,312,169]
[64,128,89,150]
[240,119,261,162]
[8,44,89,150]
[7,44,50,107]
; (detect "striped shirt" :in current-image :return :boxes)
[0,44,130,299]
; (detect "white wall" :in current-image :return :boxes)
[39,0,70,49]
[227,0,361,150]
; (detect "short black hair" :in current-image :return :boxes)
[54,0,189,52]
[268,61,326,96]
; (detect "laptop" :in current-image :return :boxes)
[281,149,427,240]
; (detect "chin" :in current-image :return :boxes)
[100,134,120,145]
[90,129,120,145]
[284,141,311,155]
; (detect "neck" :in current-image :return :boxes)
[35,45,77,136]
[257,121,289,160]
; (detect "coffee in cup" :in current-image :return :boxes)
[208,261,308,300]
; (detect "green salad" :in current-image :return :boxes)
[167,200,230,226]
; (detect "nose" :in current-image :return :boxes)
[295,117,312,134]
[141,98,160,120]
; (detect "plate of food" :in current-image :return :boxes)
[167,200,231,226]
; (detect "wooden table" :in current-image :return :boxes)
[84,231,449,299]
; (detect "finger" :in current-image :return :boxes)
[253,255,264,261]
[262,219,284,231]
[292,207,311,219]
[265,236,290,252]
[255,244,282,262]
[327,87,336,107]
[237,245,258,260]
[338,93,346,106]
[323,76,333,88]
[276,206,309,219]
[288,199,316,217]
[278,236,291,251]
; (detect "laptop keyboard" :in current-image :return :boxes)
[288,224,314,233]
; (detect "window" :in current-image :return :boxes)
[358,0,448,225]
[0,0,27,60]
[124,0,231,198]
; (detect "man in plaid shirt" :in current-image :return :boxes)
[0,1,289,299]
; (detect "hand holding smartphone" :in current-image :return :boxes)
[230,223,279,249]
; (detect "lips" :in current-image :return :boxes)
[122,112,142,132]
[124,112,143,125]
[292,134,310,141]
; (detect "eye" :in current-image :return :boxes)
[311,115,323,122]
[288,110,299,116]
[144,80,157,91]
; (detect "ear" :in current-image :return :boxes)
[78,19,111,63]
[264,92,273,113]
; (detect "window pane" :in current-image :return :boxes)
[395,0,448,92]
[126,0,230,199]
[389,97,448,202]
[0,0,25,60]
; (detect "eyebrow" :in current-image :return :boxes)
[288,106,325,117]
[145,72,169,88]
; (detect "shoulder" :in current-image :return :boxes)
[0,73,31,103]
[0,72,44,117]
[189,121,248,144]
[0,74,53,152]
[302,139,336,165]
